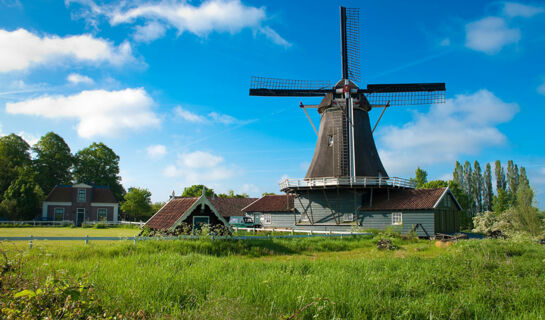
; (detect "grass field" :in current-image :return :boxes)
[2,228,545,319]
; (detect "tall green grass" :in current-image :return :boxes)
[10,238,545,319]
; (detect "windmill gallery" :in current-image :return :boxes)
[147,7,461,236]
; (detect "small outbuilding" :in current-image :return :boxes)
[209,197,258,224]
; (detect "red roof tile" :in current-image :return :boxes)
[243,195,294,212]
[93,188,117,203]
[359,188,447,211]
[209,197,258,217]
[145,197,198,230]
[45,186,72,202]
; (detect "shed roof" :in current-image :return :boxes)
[209,197,258,217]
[359,188,452,211]
[45,186,72,202]
[243,195,294,212]
[44,184,118,203]
[145,197,199,230]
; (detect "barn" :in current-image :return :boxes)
[145,194,257,232]
[244,188,461,237]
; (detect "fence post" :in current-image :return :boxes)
[85,235,89,245]
[133,238,136,245]
[310,230,313,236]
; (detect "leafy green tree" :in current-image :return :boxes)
[217,190,249,198]
[421,180,448,189]
[473,161,483,213]
[519,167,530,189]
[506,160,519,198]
[2,167,44,220]
[32,132,73,194]
[181,185,214,197]
[462,161,475,215]
[73,142,125,201]
[121,187,153,221]
[493,189,509,213]
[413,167,428,189]
[262,192,277,196]
[0,134,31,197]
[483,163,493,212]
[452,161,464,189]
[495,160,506,192]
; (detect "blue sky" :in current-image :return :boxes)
[1,0,544,208]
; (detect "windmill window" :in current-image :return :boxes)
[392,212,403,225]
[328,135,334,147]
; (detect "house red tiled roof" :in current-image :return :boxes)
[145,197,198,230]
[209,197,258,217]
[243,195,294,212]
[359,188,447,211]
[45,186,72,202]
[93,188,117,203]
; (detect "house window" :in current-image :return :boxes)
[54,208,65,221]
[263,214,272,225]
[78,189,86,202]
[97,208,108,221]
[392,212,403,225]
[343,213,354,222]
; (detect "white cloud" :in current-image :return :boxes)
[503,2,545,18]
[538,79,545,95]
[5,88,159,138]
[208,111,237,124]
[146,144,167,159]
[182,151,222,168]
[465,17,520,54]
[174,106,207,123]
[68,0,290,47]
[439,38,451,46]
[133,21,166,42]
[175,106,242,125]
[0,28,133,72]
[377,89,519,176]
[67,73,94,84]
[163,150,236,186]
[239,183,259,196]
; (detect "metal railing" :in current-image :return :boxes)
[279,176,416,190]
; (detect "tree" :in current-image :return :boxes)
[121,187,153,221]
[421,180,448,189]
[452,161,464,189]
[482,163,493,212]
[0,134,31,198]
[462,161,475,215]
[495,160,506,192]
[262,192,277,196]
[73,142,125,201]
[413,167,428,189]
[1,167,44,220]
[473,161,483,214]
[519,167,530,189]
[506,160,519,197]
[217,190,249,198]
[32,132,73,194]
[181,185,214,197]
[493,189,509,213]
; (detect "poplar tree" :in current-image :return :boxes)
[453,161,464,189]
[494,160,506,192]
[473,161,483,214]
[506,160,519,196]
[482,163,493,212]
[463,161,475,215]
[519,167,529,189]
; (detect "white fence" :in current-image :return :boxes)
[0,220,145,227]
[233,227,367,235]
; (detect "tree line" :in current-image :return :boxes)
[0,132,124,220]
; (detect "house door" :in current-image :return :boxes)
[76,208,85,226]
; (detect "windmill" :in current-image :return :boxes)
[249,7,445,190]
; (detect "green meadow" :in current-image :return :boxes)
[1,229,545,319]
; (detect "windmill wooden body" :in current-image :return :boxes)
[249,7,450,231]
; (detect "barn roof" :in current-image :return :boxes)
[243,195,294,212]
[145,197,199,230]
[209,197,258,217]
[359,187,460,211]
